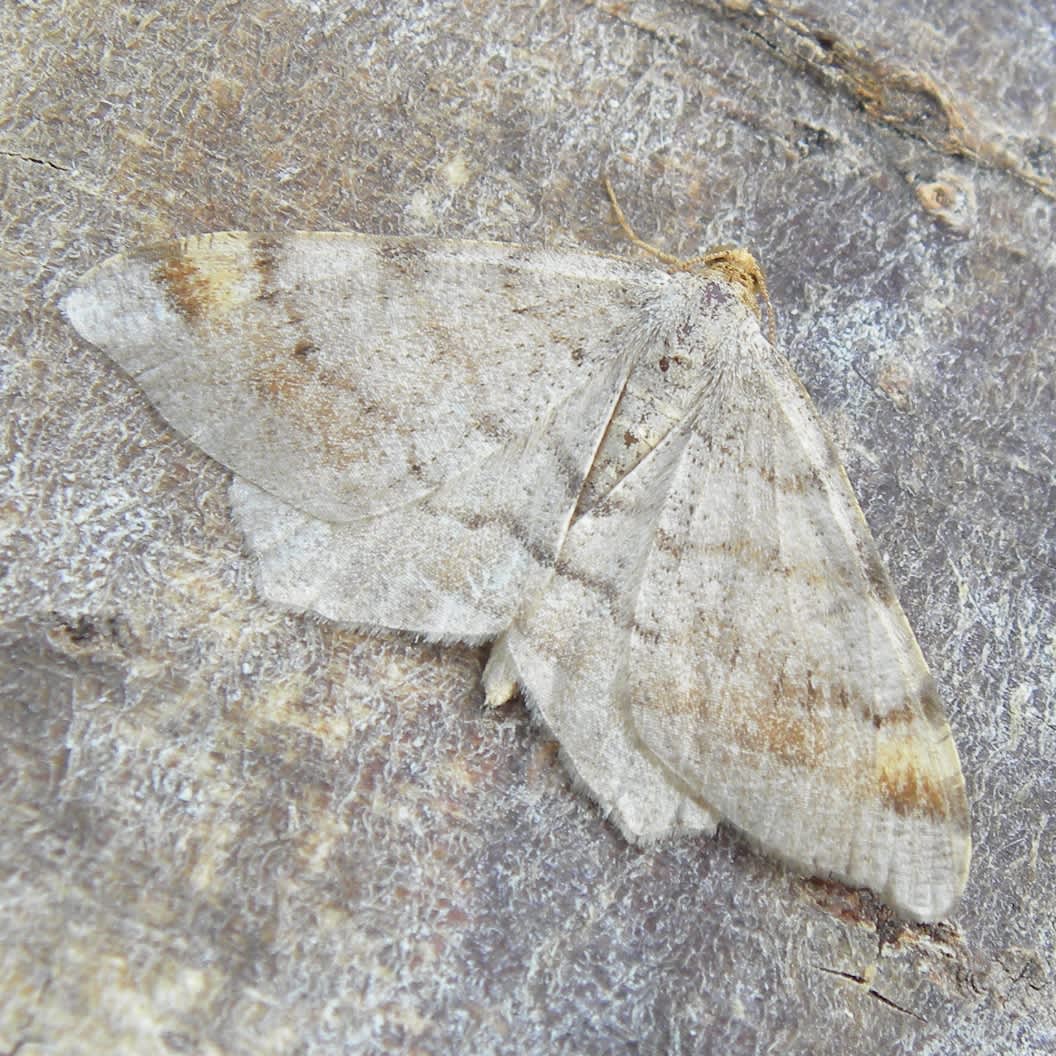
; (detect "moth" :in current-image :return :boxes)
[62,201,970,921]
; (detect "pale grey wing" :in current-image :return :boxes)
[227,349,631,639]
[63,233,655,639]
[621,346,970,920]
[495,325,968,919]
[485,413,723,843]
[63,233,650,523]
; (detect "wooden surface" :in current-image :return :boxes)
[1,1,1053,1053]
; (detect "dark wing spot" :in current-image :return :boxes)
[878,760,946,819]
[154,255,211,320]
[252,235,283,283]
[872,703,917,729]
[916,678,946,726]
[862,547,898,606]
[377,240,428,278]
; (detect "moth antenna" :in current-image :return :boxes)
[602,174,686,270]
[602,174,777,346]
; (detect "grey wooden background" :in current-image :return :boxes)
[2,1,1052,1053]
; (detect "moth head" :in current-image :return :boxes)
[686,247,775,346]
[601,175,776,344]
